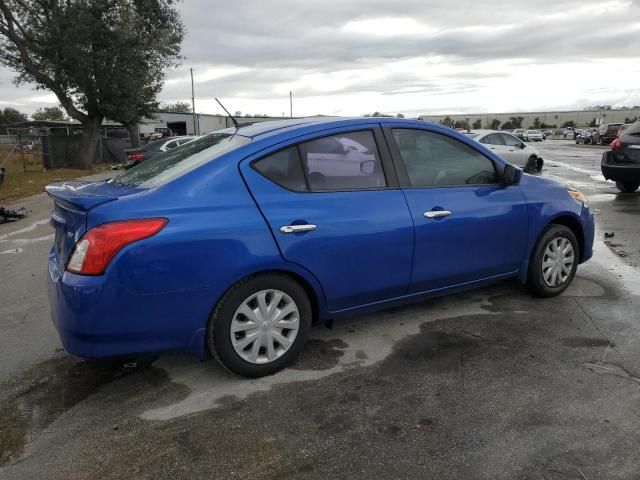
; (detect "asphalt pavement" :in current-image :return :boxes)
[1,142,639,479]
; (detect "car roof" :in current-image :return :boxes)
[214,117,438,140]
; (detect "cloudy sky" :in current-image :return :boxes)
[1,0,639,118]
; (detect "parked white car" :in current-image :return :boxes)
[525,129,544,142]
[465,130,543,172]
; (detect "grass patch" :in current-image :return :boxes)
[0,148,107,204]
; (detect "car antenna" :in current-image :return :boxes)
[215,97,239,130]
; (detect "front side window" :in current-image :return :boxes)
[392,129,498,187]
[501,133,522,147]
[299,131,386,191]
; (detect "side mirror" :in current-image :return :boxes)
[360,159,375,175]
[520,142,526,149]
[503,164,523,185]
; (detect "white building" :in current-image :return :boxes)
[138,112,288,137]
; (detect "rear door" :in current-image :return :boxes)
[240,127,414,311]
[384,125,528,293]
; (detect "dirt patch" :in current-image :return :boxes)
[0,357,139,466]
[0,150,108,203]
[290,339,348,371]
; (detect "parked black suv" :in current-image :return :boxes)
[594,123,623,145]
[601,120,640,192]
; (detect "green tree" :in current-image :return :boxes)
[439,116,453,127]
[625,116,638,123]
[587,118,597,127]
[489,118,501,130]
[472,119,482,129]
[159,101,192,113]
[532,117,541,129]
[0,0,184,167]
[453,119,470,130]
[32,106,66,121]
[0,106,26,126]
[561,120,576,128]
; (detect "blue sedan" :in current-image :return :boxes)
[47,118,594,377]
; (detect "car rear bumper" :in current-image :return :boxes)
[601,152,640,182]
[47,250,208,359]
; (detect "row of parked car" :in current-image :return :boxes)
[576,123,627,145]
[124,135,200,168]
[601,120,640,192]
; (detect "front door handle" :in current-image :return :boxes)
[280,224,317,234]
[424,210,452,219]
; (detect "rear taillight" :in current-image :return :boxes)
[66,218,167,275]
[611,138,622,151]
[128,153,145,161]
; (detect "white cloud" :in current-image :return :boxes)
[0,0,639,118]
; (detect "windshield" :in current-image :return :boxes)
[112,133,251,188]
[527,130,540,134]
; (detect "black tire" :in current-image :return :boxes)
[525,155,537,173]
[536,158,544,172]
[528,225,579,298]
[207,273,312,377]
[616,181,640,193]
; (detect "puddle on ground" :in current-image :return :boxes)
[143,292,495,421]
[0,357,135,466]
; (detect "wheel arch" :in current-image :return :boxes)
[517,213,585,283]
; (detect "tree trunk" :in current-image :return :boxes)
[127,124,140,149]
[77,116,103,169]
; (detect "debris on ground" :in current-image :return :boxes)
[0,207,28,224]
[604,232,615,238]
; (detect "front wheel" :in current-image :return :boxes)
[207,273,312,377]
[616,181,640,193]
[525,156,538,173]
[528,225,579,297]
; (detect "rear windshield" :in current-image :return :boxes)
[624,121,640,136]
[111,133,250,188]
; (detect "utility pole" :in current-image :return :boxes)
[289,91,293,118]
[190,68,198,135]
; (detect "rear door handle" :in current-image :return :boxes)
[424,210,452,219]
[280,224,317,234]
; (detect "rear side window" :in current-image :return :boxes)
[253,147,307,191]
[299,131,387,191]
[392,129,498,187]
[626,121,640,136]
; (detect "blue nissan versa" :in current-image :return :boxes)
[47,118,594,377]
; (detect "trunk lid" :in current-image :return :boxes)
[46,180,142,266]
[614,134,640,164]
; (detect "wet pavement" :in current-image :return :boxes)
[1,142,639,479]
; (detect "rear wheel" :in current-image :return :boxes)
[616,182,640,193]
[207,273,312,377]
[528,225,579,297]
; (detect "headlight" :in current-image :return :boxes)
[566,186,588,206]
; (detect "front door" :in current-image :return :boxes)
[240,127,414,311]
[385,125,529,293]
